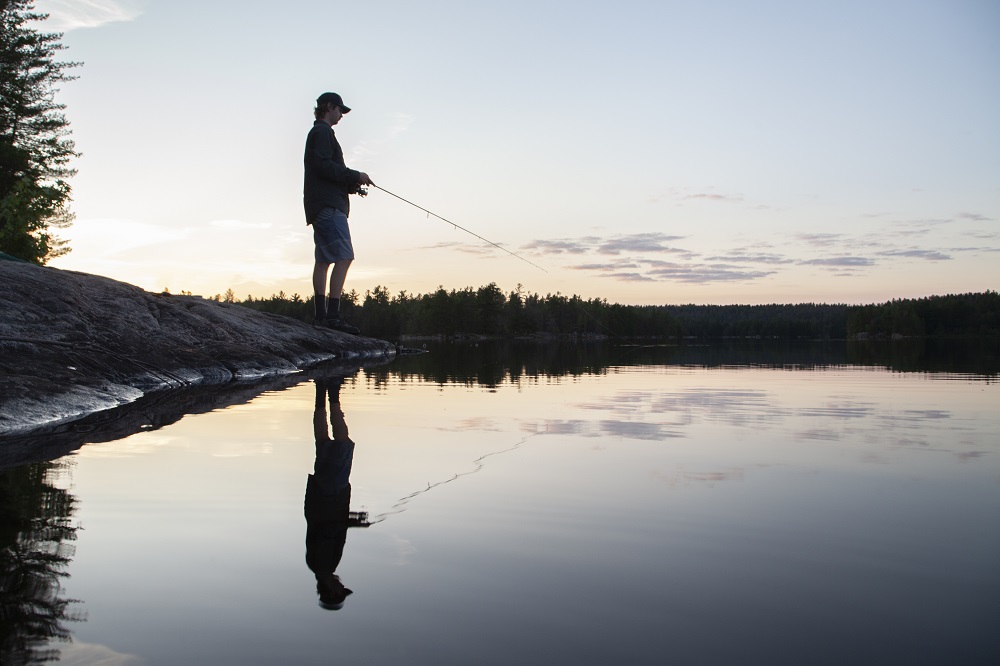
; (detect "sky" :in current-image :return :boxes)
[36,0,1000,306]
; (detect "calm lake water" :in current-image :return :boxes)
[2,341,998,665]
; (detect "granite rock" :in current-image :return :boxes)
[0,260,394,436]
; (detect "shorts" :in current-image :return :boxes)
[312,207,355,263]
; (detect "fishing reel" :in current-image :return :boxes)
[354,186,368,197]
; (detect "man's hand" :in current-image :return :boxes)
[358,172,374,186]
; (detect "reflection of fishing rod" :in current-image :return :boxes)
[363,183,548,273]
[366,428,547,525]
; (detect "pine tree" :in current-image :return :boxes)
[0,0,80,264]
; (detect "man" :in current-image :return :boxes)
[303,92,373,334]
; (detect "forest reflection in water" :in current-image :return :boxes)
[1,340,998,664]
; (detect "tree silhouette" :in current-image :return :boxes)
[0,1,80,264]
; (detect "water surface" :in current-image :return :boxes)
[3,341,998,664]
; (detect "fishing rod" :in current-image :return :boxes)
[360,183,625,340]
[363,183,548,273]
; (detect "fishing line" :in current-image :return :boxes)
[369,184,548,273]
[367,184,631,341]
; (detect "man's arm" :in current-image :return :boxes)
[306,129,361,185]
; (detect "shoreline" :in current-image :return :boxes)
[0,261,396,439]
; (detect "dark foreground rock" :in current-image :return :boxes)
[0,260,395,438]
[0,361,379,470]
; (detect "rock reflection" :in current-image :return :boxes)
[0,460,83,663]
[305,376,370,611]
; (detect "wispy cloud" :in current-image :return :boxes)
[654,186,747,206]
[877,249,951,261]
[68,218,190,258]
[529,222,979,286]
[795,233,845,247]
[209,219,272,230]
[37,0,143,32]
[570,262,639,271]
[386,112,414,139]
[597,233,688,255]
[421,240,499,256]
[543,233,789,284]
[683,192,744,203]
[522,239,594,255]
[647,262,777,283]
[525,233,688,257]
[705,252,793,265]
[800,256,875,267]
[603,272,658,282]
[950,244,1000,252]
[566,256,777,284]
[890,217,954,230]
[350,111,414,163]
[957,211,992,222]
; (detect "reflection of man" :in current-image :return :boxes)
[305,376,367,610]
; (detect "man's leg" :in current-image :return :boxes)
[328,260,352,300]
[313,261,331,322]
[326,259,353,321]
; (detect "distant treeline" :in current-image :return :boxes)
[207,285,999,340]
[846,290,1000,338]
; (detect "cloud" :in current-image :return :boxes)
[891,217,953,230]
[569,262,637,271]
[566,251,780,284]
[602,272,658,282]
[524,233,688,257]
[950,244,1000,252]
[795,233,845,247]
[683,192,744,203]
[36,0,143,31]
[597,233,688,255]
[656,186,747,205]
[209,219,272,230]
[800,256,875,267]
[647,262,777,283]
[522,239,591,254]
[957,211,992,222]
[567,260,658,282]
[704,252,793,265]
[421,240,498,256]
[877,249,951,261]
[63,218,190,258]
[967,230,1000,241]
[386,112,414,138]
[349,111,415,163]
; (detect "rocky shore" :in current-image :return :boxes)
[0,259,395,439]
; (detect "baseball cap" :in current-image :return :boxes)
[316,92,351,113]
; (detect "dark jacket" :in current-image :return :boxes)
[303,120,361,223]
